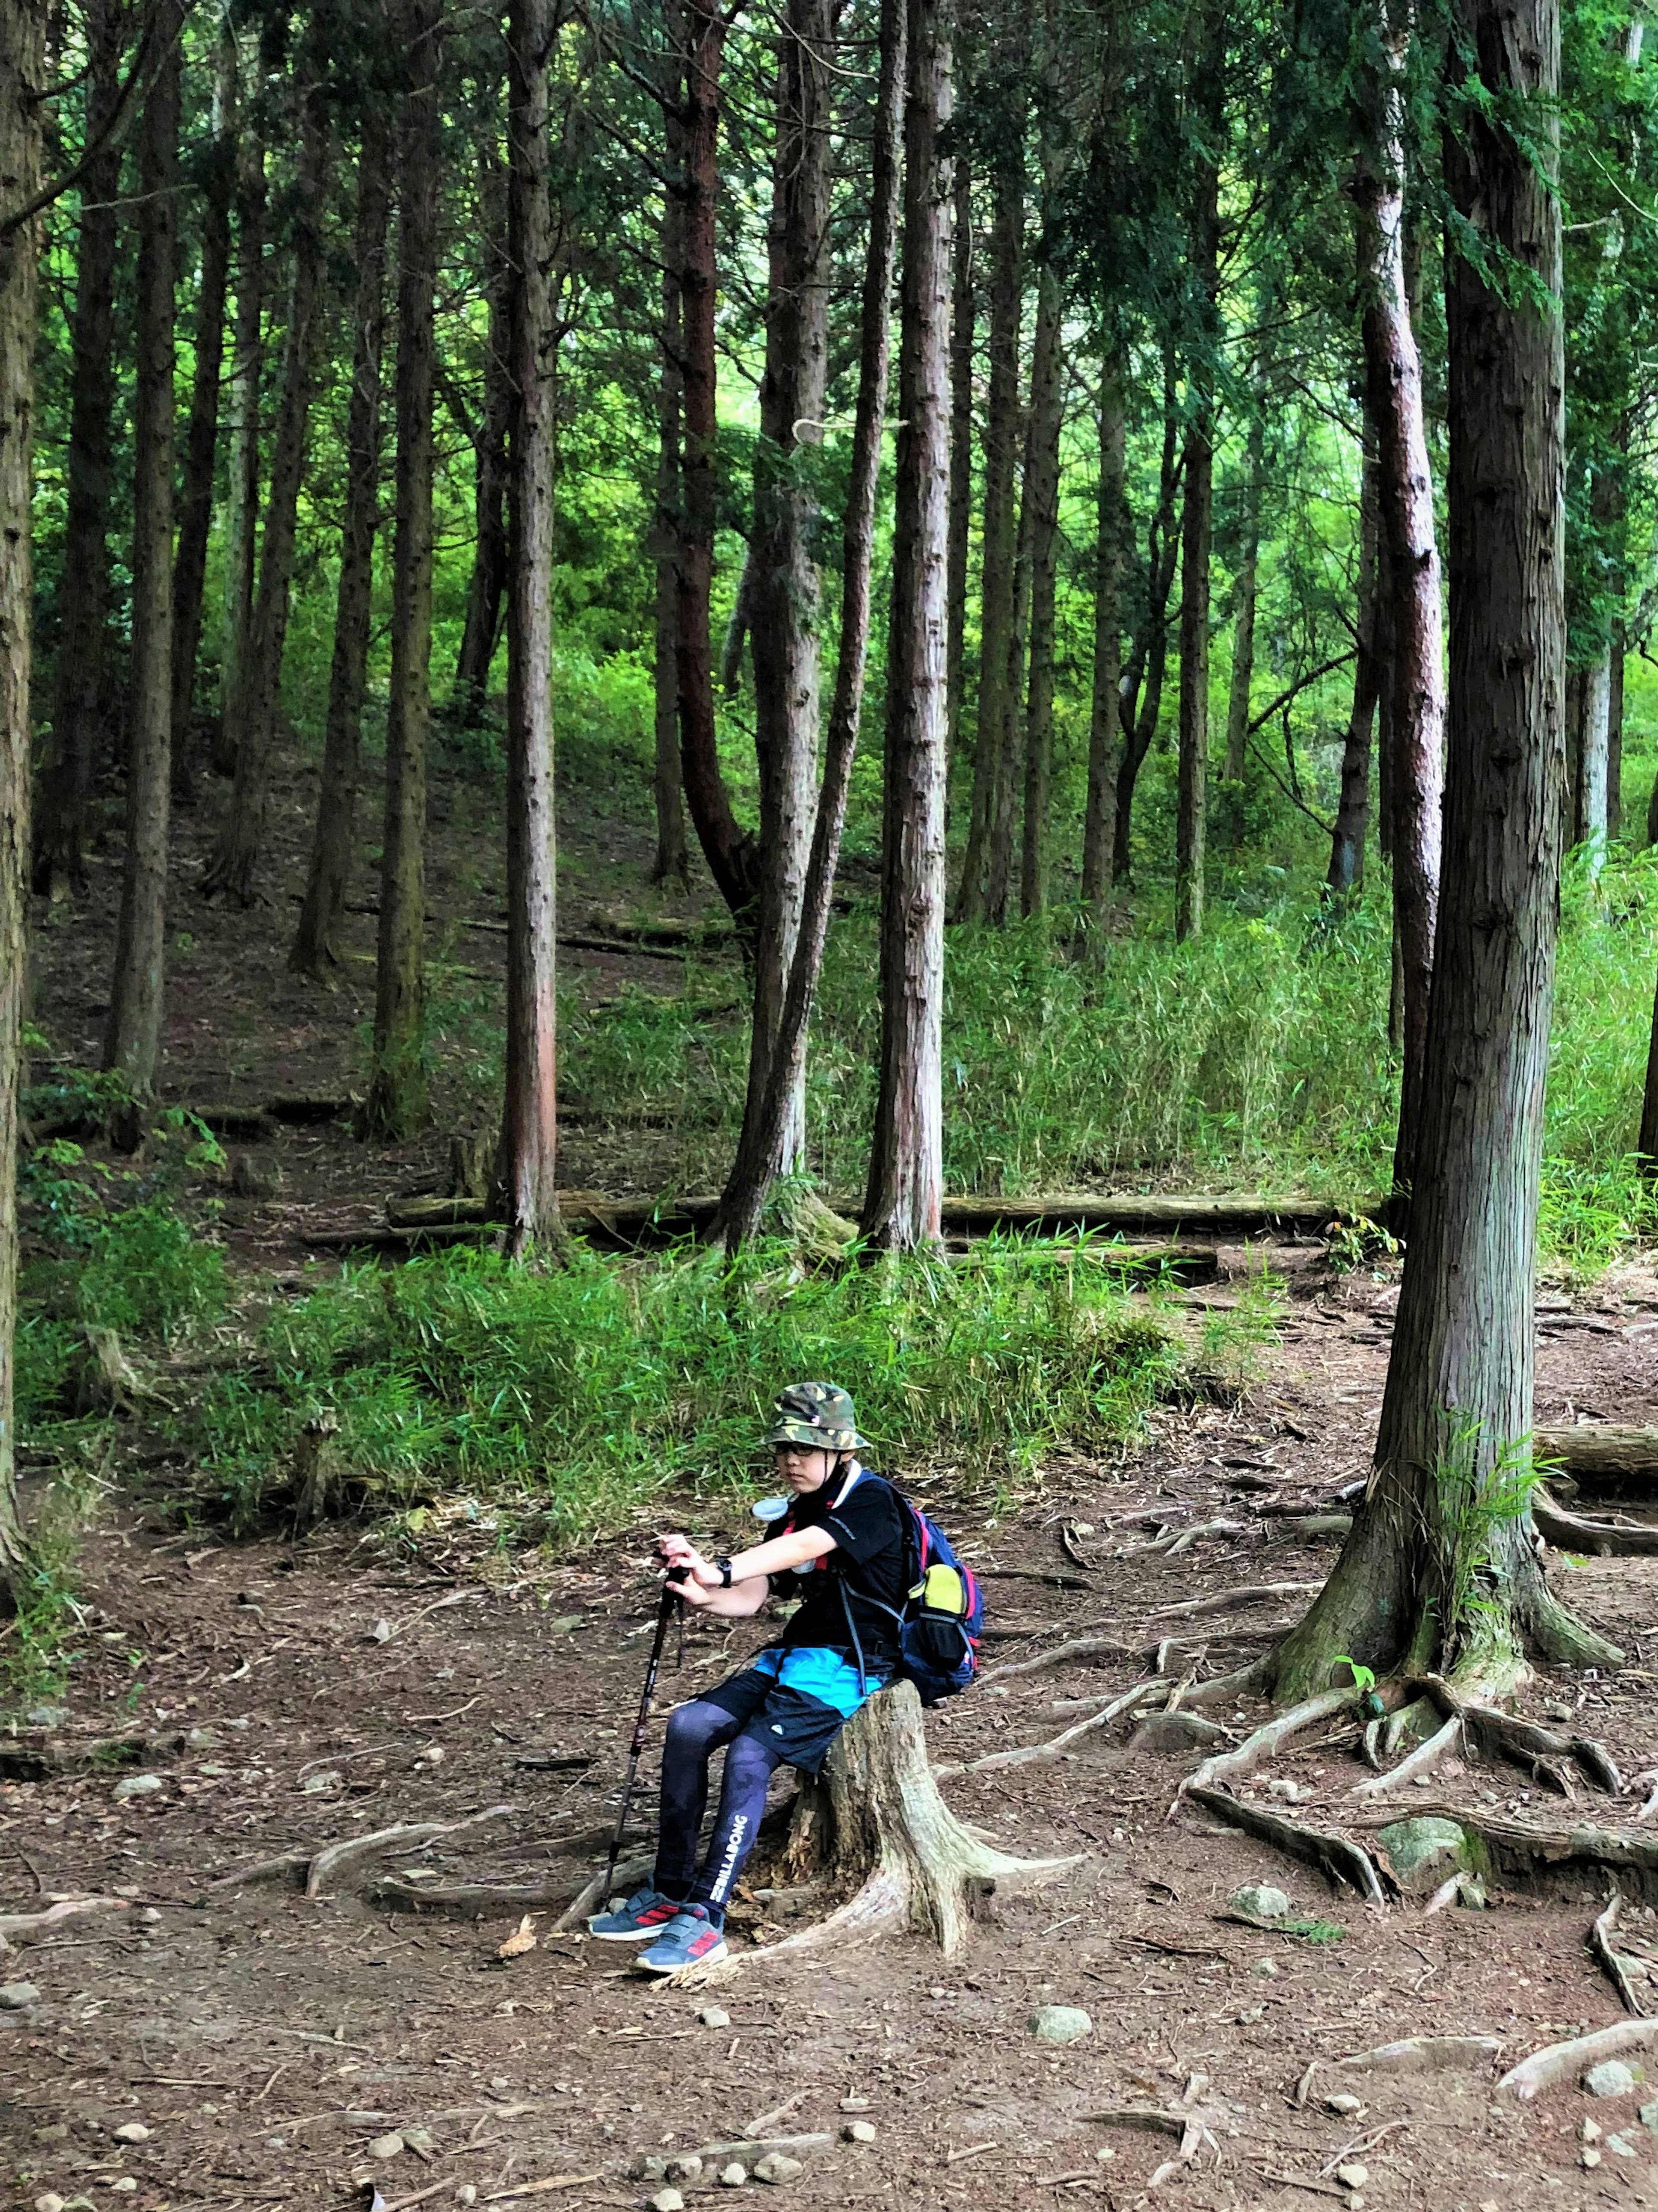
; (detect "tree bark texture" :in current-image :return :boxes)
[1080,374,1125,914]
[650,2,689,887]
[1608,628,1623,840]
[1113,358,1182,883]
[291,108,392,977]
[500,0,564,1260]
[675,0,760,924]
[1353,14,1445,1216]
[0,0,44,1594]
[218,102,267,763]
[956,150,1022,923]
[104,10,180,1094]
[742,0,833,1177]
[862,0,953,1252]
[32,0,123,896]
[1269,0,1614,1698]
[715,0,903,1243]
[1576,648,1610,876]
[363,0,440,1139]
[452,141,513,723]
[945,153,973,767]
[1326,444,1382,902]
[205,86,332,904]
[1175,31,1222,945]
[1640,958,1658,1182]
[1019,251,1063,917]
[985,412,1034,924]
[1222,415,1262,788]
[169,17,237,796]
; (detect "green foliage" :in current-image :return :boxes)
[1332,1653,1377,1695]
[191,1238,1187,1541]
[1431,1425,1545,1653]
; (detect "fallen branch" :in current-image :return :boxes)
[1151,1582,1319,1621]
[1498,2016,1658,2098]
[978,1636,1131,1686]
[0,1895,130,1942]
[1177,1687,1353,1805]
[305,1806,513,1900]
[1184,1785,1388,1903]
[1533,1489,1658,1558]
[1334,2034,1504,2077]
[688,2135,834,2163]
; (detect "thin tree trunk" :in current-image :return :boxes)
[1080,372,1125,916]
[1175,34,1222,946]
[204,85,332,904]
[945,153,973,768]
[985,410,1033,923]
[32,0,123,896]
[1326,444,1382,902]
[715,0,903,1243]
[1578,649,1610,878]
[650,4,689,887]
[169,18,236,800]
[0,0,45,1596]
[1354,10,1445,1220]
[1608,624,1623,840]
[1019,277,1062,916]
[1269,0,1614,1699]
[452,141,512,723]
[1222,418,1262,788]
[362,0,440,1139]
[743,0,833,1177]
[499,0,564,1260]
[104,9,180,1096]
[1113,355,1181,882]
[218,108,267,771]
[862,0,953,1252]
[676,0,761,924]
[956,149,1022,922]
[1640,959,1658,1182]
[291,110,392,977]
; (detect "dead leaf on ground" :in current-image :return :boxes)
[497,1913,538,1959]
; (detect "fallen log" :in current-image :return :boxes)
[184,1103,276,1141]
[1534,1425,1658,1492]
[265,1094,350,1124]
[1532,1489,1658,1558]
[931,1193,1359,1236]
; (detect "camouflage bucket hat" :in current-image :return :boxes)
[765,1381,868,1454]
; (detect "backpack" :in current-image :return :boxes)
[824,1479,984,1706]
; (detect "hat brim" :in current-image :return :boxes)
[766,1423,868,1452]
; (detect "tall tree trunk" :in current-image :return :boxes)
[955,150,1022,922]
[1577,648,1610,878]
[104,9,180,1096]
[1175,33,1222,946]
[1608,624,1623,840]
[31,0,123,897]
[1326,444,1382,901]
[1221,416,1262,789]
[862,0,953,1252]
[742,0,833,1177]
[1113,356,1181,882]
[1080,372,1125,916]
[499,0,564,1260]
[1640,959,1658,1181]
[218,108,267,772]
[290,110,392,977]
[204,84,332,904]
[1019,263,1062,917]
[715,0,903,1243]
[945,153,974,769]
[1354,11,1445,1220]
[362,0,440,1139]
[984,411,1033,923]
[0,0,45,1596]
[452,141,512,724]
[650,2,689,888]
[169,18,237,800]
[675,0,761,923]
[1267,0,1615,1701]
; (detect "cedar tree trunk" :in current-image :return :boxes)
[452,143,512,723]
[1080,373,1125,915]
[945,153,973,768]
[291,109,392,976]
[650,3,690,887]
[104,11,180,1095]
[861,0,953,1252]
[1266,0,1617,1701]
[1113,357,1181,882]
[1175,35,1221,946]
[1326,443,1382,903]
[218,110,267,767]
[1221,415,1262,789]
[362,0,440,1139]
[1019,254,1063,917]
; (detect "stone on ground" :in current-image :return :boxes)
[367,2132,404,2159]
[0,1983,41,2010]
[1375,1816,1470,1894]
[1585,2060,1639,2099]
[1028,2005,1092,2046]
[698,2007,731,2029]
[1335,2165,1369,2188]
[664,2156,703,2183]
[111,1774,163,1802]
[753,2153,804,2183]
[718,2163,748,2187]
[844,2121,877,2144]
[649,2193,686,2212]
[1231,1884,1290,1919]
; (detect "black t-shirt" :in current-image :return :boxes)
[769,1469,911,1671]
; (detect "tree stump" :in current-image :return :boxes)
[763,1681,1081,1958]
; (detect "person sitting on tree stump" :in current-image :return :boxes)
[589,1382,909,1973]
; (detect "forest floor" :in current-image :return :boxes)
[9,744,1658,2212]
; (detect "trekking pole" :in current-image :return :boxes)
[600,1568,685,1907]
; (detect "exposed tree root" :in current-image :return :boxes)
[700,1684,1081,1968]
[1176,1687,1353,1806]
[1363,1802,1658,1905]
[1532,1489,1658,1557]
[1498,2016,1658,2098]
[1589,1893,1650,2018]
[1408,1675,1620,1793]
[219,1806,519,1901]
[1177,1657,1272,1709]
[1330,2034,1504,2079]
[1152,1582,1320,1621]
[978,1635,1130,1686]
[0,1895,130,1943]
[1184,1784,1388,1903]
[554,1854,655,1932]
[1349,1711,1462,1800]
[936,1679,1161,1779]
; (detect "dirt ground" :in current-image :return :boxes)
[12,747,1658,2212]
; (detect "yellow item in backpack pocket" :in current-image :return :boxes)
[914,1563,967,1616]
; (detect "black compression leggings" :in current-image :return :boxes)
[653,1696,785,1920]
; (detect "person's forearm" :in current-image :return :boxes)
[689,1578,769,1618]
[727,1525,835,1581]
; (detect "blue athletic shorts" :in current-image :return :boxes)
[697,1645,886,1774]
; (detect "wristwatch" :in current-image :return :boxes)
[715,1556,734,1588]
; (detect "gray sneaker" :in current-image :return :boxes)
[587,1885,683,1942]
